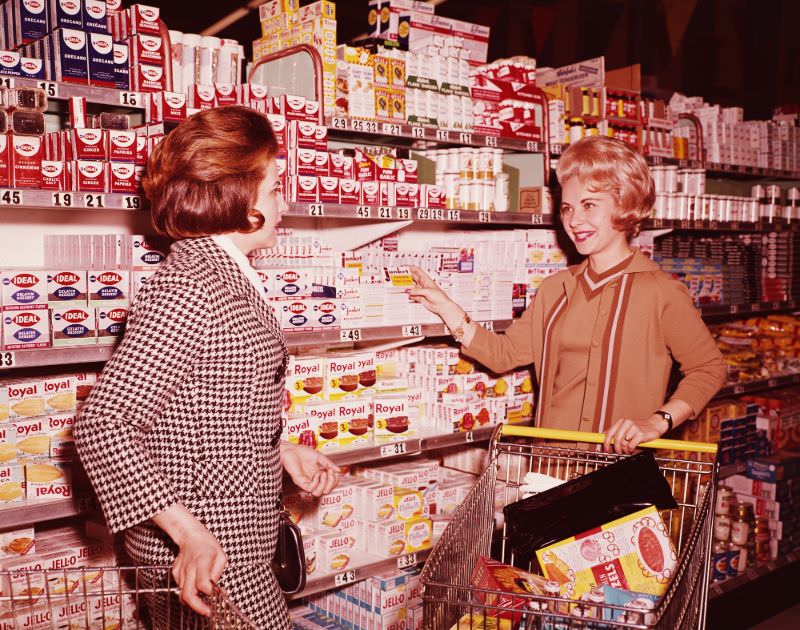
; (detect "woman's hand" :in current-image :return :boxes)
[407,266,467,328]
[280,442,341,496]
[603,415,669,454]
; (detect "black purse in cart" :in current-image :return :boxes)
[272,504,307,595]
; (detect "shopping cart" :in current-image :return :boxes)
[0,565,257,629]
[421,425,719,629]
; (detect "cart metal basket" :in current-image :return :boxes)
[0,565,257,629]
[421,425,719,629]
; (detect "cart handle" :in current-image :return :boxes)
[500,425,718,454]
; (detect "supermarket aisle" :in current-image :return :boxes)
[751,604,800,629]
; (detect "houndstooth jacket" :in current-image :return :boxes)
[75,237,290,624]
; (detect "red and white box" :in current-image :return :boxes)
[147,91,187,123]
[2,306,50,350]
[315,150,330,176]
[290,175,319,203]
[397,158,419,183]
[421,184,446,209]
[305,99,321,122]
[266,113,286,148]
[215,83,238,106]
[96,305,128,344]
[330,154,354,179]
[339,179,361,205]
[128,4,161,36]
[107,130,137,161]
[109,162,137,193]
[315,125,328,151]
[128,33,164,66]
[273,95,307,121]
[72,160,108,192]
[361,180,380,205]
[237,83,269,110]
[131,64,165,92]
[47,270,88,306]
[0,50,21,76]
[288,120,318,149]
[188,84,217,110]
[0,135,10,187]
[2,270,48,309]
[291,148,317,176]
[71,128,107,160]
[10,134,43,189]
[318,176,340,203]
[134,134,147,164]
[51,307,97,347]
[379,181,396,206]
[40,161,69,191]
[89,270,129,306]
[395,182,419,207]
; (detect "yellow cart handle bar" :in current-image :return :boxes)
[500,424,718,455]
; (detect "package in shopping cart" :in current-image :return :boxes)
[535,505,678,600]
[468,556,551,621]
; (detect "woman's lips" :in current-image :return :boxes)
[573,230,595,243]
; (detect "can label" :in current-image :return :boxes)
[711,546,728,581]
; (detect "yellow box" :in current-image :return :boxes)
[393,487,423,521]
[404,517,432,553]
[536,506,678,600]
[0,424,15,463]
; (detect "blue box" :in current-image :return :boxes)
[48,0,84,30]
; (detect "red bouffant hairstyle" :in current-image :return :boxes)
[142,106,279,240]
[556,135,655,238]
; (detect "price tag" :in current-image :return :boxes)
[396,553,418,569]
[352,119,378,133]
[334,570,357,587]
[119,91,140,107]
[36,80,58,98]
[378,206,393,219]
[308,203,324,216]
[0,77,14,88]
[51,192,73,208]
[484,135,498,147]
[396,207,411,220]
[480,321,494,332]
[356,205,371,218]
[331,117,348,129]
[122,195,142,210]
[340,328,362,342]
[436,129,450,142]
[417,207,431,220]
[729,304,739,314]
[447,210,461,221]
[530,214,544,225]
[768,378,777,387]
[411,126,425,139]
[83,193,105,208]
[430,208,444,220]
[380,442,408,458]
[382,122,401,136]
[0,351,15,369]
[750,303,760,312]
[0,189,23,205]
[526,141,538,152]
[402,324,422,337]
[459,132,473,144]
[651,219,663,229]
[733,385,745,395]
[465,431,474,443]
[478,211,491,223]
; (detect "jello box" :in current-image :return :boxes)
[284,355,325,411]
[536,505,678,600]
[335,397,373,448]
[313,483,356,531]
[323,352,376,400]
[2,306,50,350]
[318,530,357,573]
[366,519,406,557]
[404,517,432,553]
[355,481,394,522]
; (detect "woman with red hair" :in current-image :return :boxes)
[76,106,340,628]
[410,136,726,453]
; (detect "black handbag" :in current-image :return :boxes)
[272,506,307,595]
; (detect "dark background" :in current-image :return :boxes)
[153,0,799,119]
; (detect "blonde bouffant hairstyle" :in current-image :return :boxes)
[556,136,655,238]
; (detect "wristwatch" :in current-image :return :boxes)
[448,312,472,344]
[654,410,673,433]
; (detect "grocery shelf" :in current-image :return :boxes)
[715,373,800,398]
[718,462,746,480]
[0,76,145,109]
[700,300,798,318]
[644,217,799,232]
[326,116,545,153]
[284,202,553,226]
[0,190,144,212]
[0,495,96,529]
[0,346,116,370]
[710,548,800,600]
[293,548,432,599]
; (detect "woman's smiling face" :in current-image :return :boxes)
[559,177,628,260]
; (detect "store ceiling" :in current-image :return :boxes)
[151,0,798,119]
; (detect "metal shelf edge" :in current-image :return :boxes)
[0,496,93,529]
[709,547,800,599]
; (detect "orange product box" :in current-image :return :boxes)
[469,556,550,621]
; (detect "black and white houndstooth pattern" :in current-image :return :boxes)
[75,237,290,629]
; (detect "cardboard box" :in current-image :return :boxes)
[113,42,130,89]
[10,134,43,189]
[87,32,114,87]
[51,306,96,346]
[96,305,127,344]
[2,307,50,350]
[2,270,48,309]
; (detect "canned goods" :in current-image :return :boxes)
[495,173,509,213]
[477,149,493,179]
[751,184,766,200]
[766,184,783,204]
[491,149,504,176]
[755,540,771,563]
[714,514,732,541]
[730,517,750,546]
[712,540,729,581]
[737,502,755,521]
[675,194,690,221]
[654,193,667,219]
[743,199,759,222]
[481,180,496,211]
[716,486,734,516]
[664,166,678,193]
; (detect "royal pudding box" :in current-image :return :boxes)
[284,355,325,412]
[323,352,376,400]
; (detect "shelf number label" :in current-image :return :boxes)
[378,206,393,219]
[0,351,15,369]
[750,303,761,312]
[396,553,418,569]
[459,132,473,144]
[356,205,371,218]
[526,141,538,152]
[308,204,324,216]
[417,207,431,220]
[352,119,378,133]
[0,190,23,205]
[36,81,58,97]
[382,122,401,136]
[465,431,474,443]
[402,324,422,337]
[430,208,444,220]
[331,117,347,129]
[484,135,498,147]
[119,91,140,107]
[447,210,461,221]
[123,195,142,210]
[729,304,739,314]
[733,385,745,395]
[531,214,544,225]
[411,126,425,139]
[436,129,450,141]
[480,321,494,332]
[397,207,411,220]
[340,328,362,342]
[380,442,408,458]
[51,192,73,207]
[768,378,777,388]
[83,194,105,208]
[478,211,491,223]
[0,77,14,88]
[334,570,357,587]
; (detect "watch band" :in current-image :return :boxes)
[449,312,471,343]
[655,409,673,433]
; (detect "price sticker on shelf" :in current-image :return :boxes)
[0,351,16,369]
[402,324,422,337]
[484,135,498,147]
[36,81,58,98]
[478,211,491,223]
[396,207,411,220]
[465,431,474,443]
[308,203,325,216]
[352,119,378,133]
[0,77,14,88]
[334,570,357,587]
[382,122,402,136]
[651,219,664,229]
[768,378,777,388]
[122,195,142,210]
[526,141,538,152]
[530,214,544,225]
[459,132,473,145]
[436,129,450,142]
[729,304,739,314]
[430,208,444,220]
[396,553,418,569]
[411,126,425,139]
[0,190,23,205]
[447,210,461,221]
[83,193,105,208]
[480,321,494,332]
[750,303,761,312]
[356,205,371,218]
[380,442,408,458]
[51,192,73,208]
[733,385,745,395]
[340,328,362,342]
[331,117,348,129]
[119,91,140,107]
[378,206,393,219]
[417,207,431,220]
